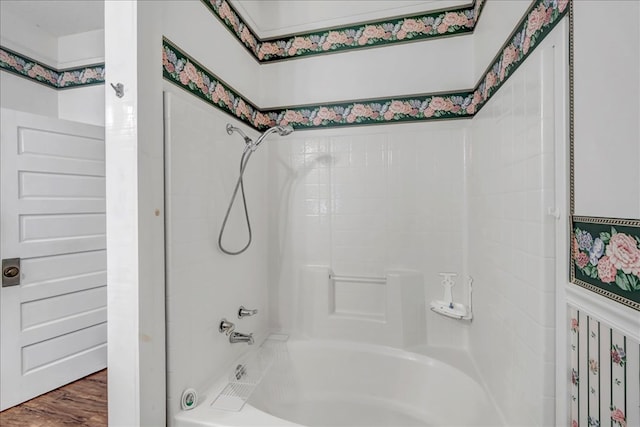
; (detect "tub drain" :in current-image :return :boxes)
[181,388,198,410]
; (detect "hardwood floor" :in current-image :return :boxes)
[0,370,107,427]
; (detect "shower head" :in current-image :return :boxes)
[275,125,294,136]
[253,125,294,148]
[225,123,293,149]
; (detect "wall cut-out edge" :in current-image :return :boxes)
[163,0,568,131]
[201,0,486,62]
[566,1,638,311]
[0,46,105,90]
[570,216,640,312]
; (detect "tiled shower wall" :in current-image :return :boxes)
[164,90,271,422]
[467,31,558,425]
[267,123,470,348]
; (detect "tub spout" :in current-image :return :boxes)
[229,331,254,345]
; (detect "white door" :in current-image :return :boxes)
[0,109,107,410]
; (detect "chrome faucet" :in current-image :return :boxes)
[229,331,254,345]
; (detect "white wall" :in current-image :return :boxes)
[573,0,640,218]
[58,86,105,126]
[259,35,473,106]
[0,72,58,117]
[267,122,469,348]
[467,26,562,426]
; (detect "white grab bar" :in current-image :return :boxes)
[329,274,386,284]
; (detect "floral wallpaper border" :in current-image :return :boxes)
[201,0,487,63]
[163,38,475,130]
[261,91,475,129]
[163,38,274,130]
[568,306,639,427]
[163,0,568,131]
[0,46,105,90]
[471,0,569,115]
[571,216,640,311]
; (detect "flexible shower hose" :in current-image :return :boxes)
[218,147,254,255]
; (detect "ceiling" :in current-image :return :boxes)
[0,0,470,40]
[1,0,104,37]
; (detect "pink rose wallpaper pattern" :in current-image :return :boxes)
[0,46,105,89]
[163,39,273,131]
[202,0,485,62]
[568,307,639,427]
[162,37,475,131]
[571,217,640,311]
[163,0,568,130]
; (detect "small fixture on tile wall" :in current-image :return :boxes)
[238,306,258,318]
[430,273,473,320]
[110,82,124,98]
[180,388,198,410]
[219,318,235,335]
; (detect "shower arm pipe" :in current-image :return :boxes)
[226,123,252,144]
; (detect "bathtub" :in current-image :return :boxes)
[174,339,503,427]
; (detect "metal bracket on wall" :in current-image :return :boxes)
[110,82,124,98]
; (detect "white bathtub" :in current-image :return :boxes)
[174,339,503,427]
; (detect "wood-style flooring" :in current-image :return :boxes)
[0,369,107,427]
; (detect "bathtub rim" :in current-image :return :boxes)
[173,336,503,427]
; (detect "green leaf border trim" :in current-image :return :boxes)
[471,0,569,115]
[201,0,486,63]
[571,216,640,311]
[162,37,474,130]
[163,38,274,130]
[262,91,474,129]
[163,0,568,131]
[0,46,105,90]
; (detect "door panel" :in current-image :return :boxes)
[0,108,106,410]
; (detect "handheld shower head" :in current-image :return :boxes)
[275,125,294,136]
[254,125,294,147]
[219,123,295,256]
[225,123,293,149]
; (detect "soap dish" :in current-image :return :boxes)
[430,300,472,320]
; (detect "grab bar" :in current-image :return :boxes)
[329,274,386,284]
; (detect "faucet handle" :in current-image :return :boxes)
[219,318,235,335]
[238,306,258,318]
